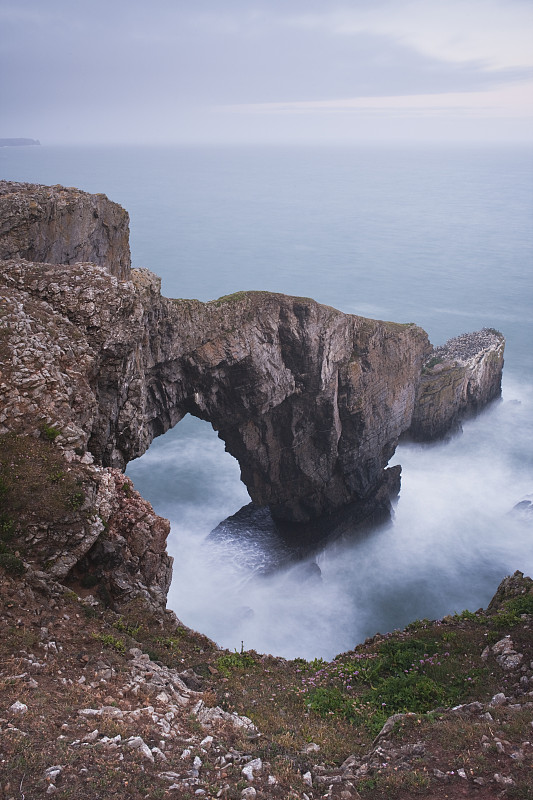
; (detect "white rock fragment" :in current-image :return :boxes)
[242,758,262,781]
[303,770,313,786]
[158,772,182,782]
[44,765,63,782]
[494,773,515,786]
[192,699,259,736]
[9,700,28,715]
[77,708,101,717]
[490,693,507,707]
[152,746,167,762]
[126,736,154,762]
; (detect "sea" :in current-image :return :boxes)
[2,143,532,659]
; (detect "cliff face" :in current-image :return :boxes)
[0,182,505,608]
[409,330,505,441]
[0,180,131,280]
[0,259,430,523]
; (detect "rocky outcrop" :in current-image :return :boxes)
[486,570,533,614]
[409,329,505,441]
[0,182,506,604]
[0,259,432,523]
[0,181,130,279]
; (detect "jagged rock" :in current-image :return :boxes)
[9,700,28,715]
[191,700,259,737]
[490,693,507,707]
[0,180,130,279]
[409,329,505,441]
[0,254,503,527]
[127,736,155,762]
[242,757,262,781]
[487,570,533,613]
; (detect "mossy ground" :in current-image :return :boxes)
[0,432,86,531]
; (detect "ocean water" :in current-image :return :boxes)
[2,143,532,658]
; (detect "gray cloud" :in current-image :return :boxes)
[1,0,531,143]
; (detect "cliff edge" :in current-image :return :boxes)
[0,181,504,608]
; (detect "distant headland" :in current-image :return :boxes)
[0,137,40,147]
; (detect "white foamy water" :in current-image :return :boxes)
[126,377,533,659]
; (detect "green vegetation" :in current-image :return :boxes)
[424,355,444,370]
[211,290,252,305]
[299,629,496,736]
[0,432,88,542]
[217,645,256,677]
[92,632,126,653]
[113,616,142,638]
[492,594,533,628]
[0,551,25,576]
[40,422,61,441]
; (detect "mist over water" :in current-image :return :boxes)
[126,377,533,660]
[2,143,532,659]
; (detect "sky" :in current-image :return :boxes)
[1,0,533,145]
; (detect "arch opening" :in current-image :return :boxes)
[126,413,249,531]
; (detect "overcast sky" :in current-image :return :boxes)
[1,0,532,145]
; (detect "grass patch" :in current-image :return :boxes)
[113,616,142,638]
[217,647,256,677]
[491,594,533,628]
[424,355,444,370]
[40,422,61,441]
[0,432,87,538]
[299,626,498,736]
[0,551,25,575]
[92,632,126,653]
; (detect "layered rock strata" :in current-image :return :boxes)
[0,182,505,608]
[0,180,130,279]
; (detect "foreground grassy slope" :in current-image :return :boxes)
[1,560,532,799]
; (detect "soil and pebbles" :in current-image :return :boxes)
[1,567,532,800]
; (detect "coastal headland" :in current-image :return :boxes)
[1,181,530,800]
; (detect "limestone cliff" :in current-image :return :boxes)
[0,180,130,279]
[409,329,505,441]
[0,259,430,523]
[0,182,505,610]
